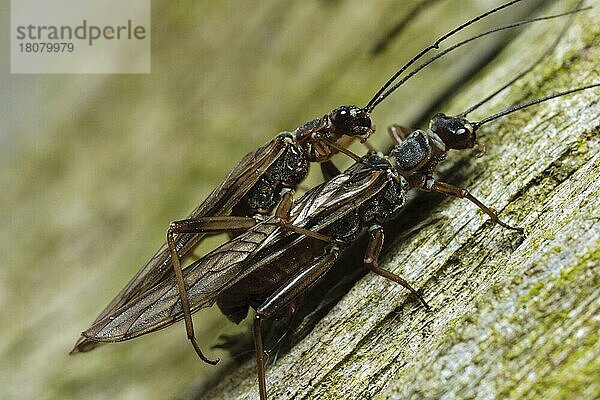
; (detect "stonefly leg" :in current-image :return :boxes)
[365,225,430,309]
[166,216,258,364]
[430,180,523,232]
[254,250,340,400]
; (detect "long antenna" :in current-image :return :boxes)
[472,83,600,128]
[366,7,589,112]
[365,0,526,112]
[460,0,586,117]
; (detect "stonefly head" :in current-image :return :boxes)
[429,113,476,150]
[329,105,373,141]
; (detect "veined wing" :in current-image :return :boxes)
[83,222,281,342]
[82,161,391,342]
[73,136,289,351]
[289,161,390,229]
[234,160,394,284]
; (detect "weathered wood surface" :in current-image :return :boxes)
[1,1,597,400]
[198,2,600,400]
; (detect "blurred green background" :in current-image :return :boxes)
[1,0,574,399]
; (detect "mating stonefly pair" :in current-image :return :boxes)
[72,1,598,399]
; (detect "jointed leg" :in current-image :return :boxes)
[364,225,430,310]
[430,181,523,232]
[253,315,267,400]
[362,140,378,153]
[167,215,261,364]
[387,124,414,144]
[169,216,258,235]
[321,160,341,181]
[274,191,345,245]
[253,250,340,400]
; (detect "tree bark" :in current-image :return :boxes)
[197,3,600,400]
